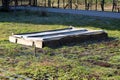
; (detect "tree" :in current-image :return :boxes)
[1,0,10,11]
[48,0,51,7]
[85,0,88,10]
[95,0,98,10]
[100,0,105,11]
[112,0,118,12]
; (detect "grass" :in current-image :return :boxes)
[0,11,120,80]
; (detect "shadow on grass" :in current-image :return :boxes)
[45,37,116,49]
[0,11,120,31]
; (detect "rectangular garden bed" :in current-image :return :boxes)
[9,27,108,48]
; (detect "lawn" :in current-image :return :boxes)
[0,11,120,80]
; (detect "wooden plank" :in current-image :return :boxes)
[14,28,87,38]
[14,28,73,38]
[17,38,34,46]
[26,30,106,41]
[28,29,87,37]
[34,41,43,48]
[9,36,34,47]
[9,36,17,43]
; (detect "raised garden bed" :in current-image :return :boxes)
[9,27,108,48]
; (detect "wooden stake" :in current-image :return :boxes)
[34,46,36,56]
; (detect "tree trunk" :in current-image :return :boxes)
[95,0,97,10]
[100,0,105,11]
[63,0,65,8]
[48,0,51,7]
[45,0,46,7]
[85,0,88,10]
[69,0,72,9]
[58,0,60,8]
[15,0,18,6]
[33,0,37,6]
[112,0,118,12]
[1,0,10,11]
[29,0,32,5]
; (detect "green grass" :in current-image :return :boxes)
[0,11,120,80]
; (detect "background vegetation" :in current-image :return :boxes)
[1,0,120,12]
[0,11,120,80]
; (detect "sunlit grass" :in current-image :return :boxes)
[0,11,120,80]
